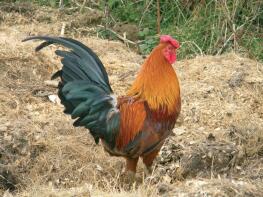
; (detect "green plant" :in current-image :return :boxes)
[101,0,262,61]
[10,0,262,61]
[10,0,71,7]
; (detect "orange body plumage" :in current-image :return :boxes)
[115,39,181,173]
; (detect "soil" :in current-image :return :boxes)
[0,2,262,197]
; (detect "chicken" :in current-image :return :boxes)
[23,35,181,178]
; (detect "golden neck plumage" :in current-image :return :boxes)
[127,44,180,115]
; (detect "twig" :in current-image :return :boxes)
[217,23,245,55]
[104,0,110,30]
[74,27,96,33]
[139,0,154,27]
[59,0,64,9]
[217,33,234,55]
[210,155,214,179]
[156,0,161,35]
[67,6,79,10]
[74,6,96,12]
[110,14,117,24]
[123,32,128,46]
[60,22,66,36]
[97,25,137,45]
[44,80,59,88]
[0,164,12,168]
[182,41,203,55]
[72,0,81,7]
[80,0,87,13]
[256,63,262,74]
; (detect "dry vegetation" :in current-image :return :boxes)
[0,3,263,197]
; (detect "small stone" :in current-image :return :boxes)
[228,71,245,88]
[95,164,103,172]
[48,94,60,104]
[207,133,216,141]
[226,112,232,117]
[236,166,242,170]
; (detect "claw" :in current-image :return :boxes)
[119,170,136,189]
[144,165,153,177]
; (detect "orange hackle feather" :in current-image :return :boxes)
[116,42,181,149]
[128,43,181,116]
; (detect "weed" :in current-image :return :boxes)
[6,0,263,61]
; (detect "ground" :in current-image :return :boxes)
[0,2,263,197]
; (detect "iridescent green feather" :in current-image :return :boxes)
[23,36,120,147]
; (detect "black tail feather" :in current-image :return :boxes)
[24,36,119,147]
[35,41,54,52]
[22,36,112,93]
[51,70,62,80]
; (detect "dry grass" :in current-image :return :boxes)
[0,3,263,197]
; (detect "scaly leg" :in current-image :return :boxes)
[126,157,139,172]
[123,157,139,183]
[142,149,160,176]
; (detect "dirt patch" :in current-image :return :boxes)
[0,2,35,16]
[112,23,140,42]
[0,2,262,197]
[157,179,263,196]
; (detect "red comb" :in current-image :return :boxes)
[160,35,180,49]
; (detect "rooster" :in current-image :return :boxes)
[23,35,181,178]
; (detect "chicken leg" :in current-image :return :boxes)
[142,149,160,176]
